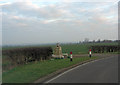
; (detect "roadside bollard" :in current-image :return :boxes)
[70,52,73,61]
[89,49,92,58]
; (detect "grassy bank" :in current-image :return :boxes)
[3,56,98,83]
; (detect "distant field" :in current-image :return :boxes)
[60,42,118,54]
[2,42,118,54]
[2,42,118,72]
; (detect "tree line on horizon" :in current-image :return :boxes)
[79,39,120,44]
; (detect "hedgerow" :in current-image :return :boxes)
[2,47,53,65]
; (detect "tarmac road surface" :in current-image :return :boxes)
[46,56,118,83]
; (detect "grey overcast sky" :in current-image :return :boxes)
[0,0,118,45]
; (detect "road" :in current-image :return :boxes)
[46,56,118,83]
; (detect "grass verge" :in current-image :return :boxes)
[3,56,98,83]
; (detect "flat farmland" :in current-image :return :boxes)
[2,42,118,55]
[2,42,118,72]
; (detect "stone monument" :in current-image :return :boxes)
[54,43,63,58]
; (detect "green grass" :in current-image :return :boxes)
[60,44,89,54]
[2,42,118,82]
[3,56,98,83]
[56,42,118,54]
[2,42,118,72]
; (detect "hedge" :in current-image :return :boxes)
[2,47,53,65]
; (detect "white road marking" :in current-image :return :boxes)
[45,56,114,83]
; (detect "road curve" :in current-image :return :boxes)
[46,56,118,83]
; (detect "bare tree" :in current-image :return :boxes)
[84,38,89,43]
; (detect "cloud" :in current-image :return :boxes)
[2,2,74,20]
[1,1,118,45]
[2,2,117,23]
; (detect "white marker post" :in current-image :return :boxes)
[70,52,73,61]
[89,49,92,58]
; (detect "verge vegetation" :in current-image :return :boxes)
[3,56,98,83]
